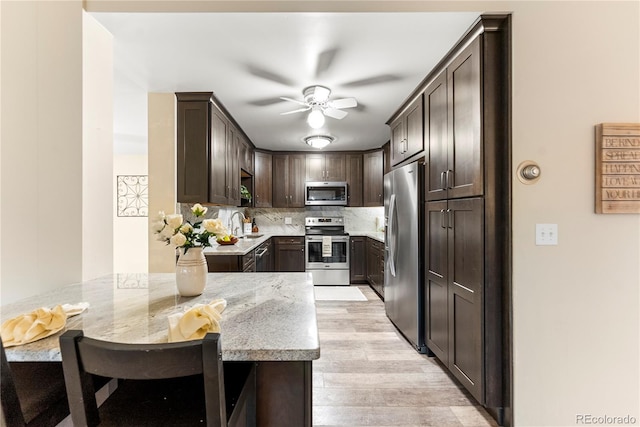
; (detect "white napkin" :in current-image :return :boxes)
[322,236,332,257]
[168,299,227,343]
[1,302,90,347]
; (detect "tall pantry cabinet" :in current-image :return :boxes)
[421,15,510,419]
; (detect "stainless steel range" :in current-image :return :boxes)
[305,217,350,286]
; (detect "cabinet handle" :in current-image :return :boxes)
[440,209,446,229]
[447,208,453,229]
[440,172,446,191]
[446,170,453,189]
[404,139,408,154]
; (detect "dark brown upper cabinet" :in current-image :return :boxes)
[426,36,483,201]
[239,134,254,175]
[345,153,363,207]
[272,154,305,208]
[176,92,254,206]
[254,151,272,208]
[209,106,230,204]
[176,98,210,204]
[390,95,424,166]
[305,153,346,181]
[363,150,384,207]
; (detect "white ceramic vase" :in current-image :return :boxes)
[175,247,207,297]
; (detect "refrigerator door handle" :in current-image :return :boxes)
[388,193,397,277]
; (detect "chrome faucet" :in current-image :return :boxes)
[229,211,246,237]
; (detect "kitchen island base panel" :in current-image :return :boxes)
[256,361,312,427]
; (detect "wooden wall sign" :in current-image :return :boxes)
[595,123,640,213]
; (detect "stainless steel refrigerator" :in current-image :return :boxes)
[384,162,425,353]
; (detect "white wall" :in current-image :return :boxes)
[82,11,114,281]
[510,2,639,424]
[113,154,148,272]
[1,1,84,304]
[147,93,177,273]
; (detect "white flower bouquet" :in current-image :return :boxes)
[152,203,228,252]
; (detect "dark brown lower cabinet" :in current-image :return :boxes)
[425,197,483,402]
[206,251,255,272]
[273,236,305,272]
[349,236,367,283]
[366,238,384,298]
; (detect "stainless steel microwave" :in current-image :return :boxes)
[305,181,348,206]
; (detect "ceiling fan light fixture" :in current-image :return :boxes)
[303,85,331,103]
[304,135,334,149]
[307,108,325,129]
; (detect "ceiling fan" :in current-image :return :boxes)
[280,85,357,129]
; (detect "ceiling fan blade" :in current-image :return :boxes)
[280,106,311,115]
[246,64,294,86]
[315,48,339,78]
[342,74,402,87]
[280,96,308,107]
[323,107,348,120]
[248,97,287,107]
[329,98,357,109]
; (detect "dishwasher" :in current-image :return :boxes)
[255,239,272,272]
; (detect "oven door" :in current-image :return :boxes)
[305,235,350,270]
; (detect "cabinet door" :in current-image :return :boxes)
[349,236,367,283]
[363,150,383,207]
[272,155,289,208]
[288,154,306,207]
[447,197,484,402]
[239,135,254,175]
[424,200,449,362]
[366,238,377,286]
[227,125,241,206]
[176,100,209,203]
[254,151,272,208]
[276,245,304,271]
[378,245,385,298]
[383,142,391,175]
[404,96,424,159]
[209,108,229,204]
[274,237,305,272]
[345,154,363,207]
[447,37,482,199]
[324,153,346,181]
[390,118,404,166]
[305,154,324,181]
[425,71,449,201]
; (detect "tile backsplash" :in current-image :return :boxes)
[178,204,384,235]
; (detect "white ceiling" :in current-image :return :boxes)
[91,12,481,154]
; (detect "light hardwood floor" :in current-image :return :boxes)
[313,285,499,427]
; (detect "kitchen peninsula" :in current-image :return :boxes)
[2,272,319,426]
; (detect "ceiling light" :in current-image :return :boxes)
[307,108,325,129]
[304,135,334,149]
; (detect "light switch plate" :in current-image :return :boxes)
[536,224,558,245]
[284,217,292,225]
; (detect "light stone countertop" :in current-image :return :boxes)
[2,272,319,363]
[349,232,385,243]
[203,233,305,256]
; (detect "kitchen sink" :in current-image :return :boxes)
[240,234,264,239]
